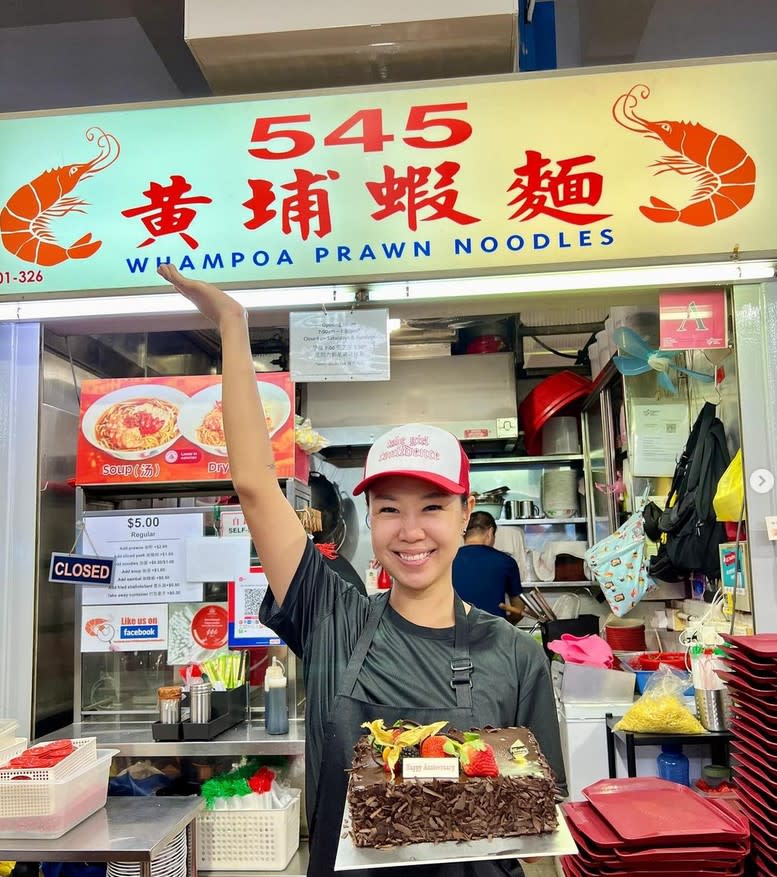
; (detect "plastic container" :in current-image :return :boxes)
[0,738,26,766]
[638,652,688,671]
[0,720,18,742]
[197,789,301,871]
[560,663,636,704]
[264,657,289,736]
[518,371,592,455]
[541,417,581,455]
[657,744,690,786]
[0,737,96,782]
[0,748,117,838]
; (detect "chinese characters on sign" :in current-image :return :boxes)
[117,107,611,247]
[122,175,213,249]
[81,512,205,606]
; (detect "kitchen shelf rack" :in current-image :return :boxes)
[499,517,587,526]
[41,720,306,758]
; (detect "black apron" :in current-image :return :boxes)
[307,592,524,877]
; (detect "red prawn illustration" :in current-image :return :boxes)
[612,84,755,227]
[0,127,120,266]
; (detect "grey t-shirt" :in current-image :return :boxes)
[260,539,567,825]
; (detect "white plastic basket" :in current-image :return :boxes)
[0,737,96,783]
[196,790,300,871]
[0,747,117,838]
[0,720,18,742]
[0,738,27,766]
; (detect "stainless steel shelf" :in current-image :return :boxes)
[201,842,309,877]
[498,517,587,525]
[40,719,306,756]
[524,580,595,589]
[470,454,584,465]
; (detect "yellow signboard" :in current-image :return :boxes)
[0,55,774,298]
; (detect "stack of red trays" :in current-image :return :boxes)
[560,777,750,876]
[719,633,777,876]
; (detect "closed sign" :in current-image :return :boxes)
[49,552,115,586]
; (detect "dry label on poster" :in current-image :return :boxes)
[81,512,204,606]
[289,309,390,382]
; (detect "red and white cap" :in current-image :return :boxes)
[353,424,470,496]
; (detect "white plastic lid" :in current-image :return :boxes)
[265,657,287,689]
[0,720,18,741]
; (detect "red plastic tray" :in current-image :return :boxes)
[730,740,777,776]
[721,634,777,659]
[582,778,748,844]
[730,718,777,752]
[717,670,776,697]
[720,662,777,688]
[563,802,747,863]
[730,694,777,723]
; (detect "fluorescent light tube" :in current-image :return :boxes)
[0,261,772,322]
[0,285,354,321]
[368,261,776,303]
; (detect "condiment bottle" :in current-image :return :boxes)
[264,657,289,735]
[158,685,183,724]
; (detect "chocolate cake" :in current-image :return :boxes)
[347,722,558,848]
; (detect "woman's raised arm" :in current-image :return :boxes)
[158,264,306,606]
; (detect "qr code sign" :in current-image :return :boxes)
[242,585,267,619]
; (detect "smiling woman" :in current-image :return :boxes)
[157,264,566,877]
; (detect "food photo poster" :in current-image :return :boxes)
[75,373,294,485]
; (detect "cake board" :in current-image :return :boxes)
[335,805,577,870]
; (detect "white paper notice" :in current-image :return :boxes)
[82,512,204,605]
[630,401,690,477]
[81,604,168,652]
[185,536,250,582]
[289,309,390,382]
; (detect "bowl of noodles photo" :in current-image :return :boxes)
[178,381,291,457]
[81,384,189,460]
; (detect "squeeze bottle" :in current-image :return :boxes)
[264,657,289,735]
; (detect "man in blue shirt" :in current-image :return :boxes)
[453,511,524,621]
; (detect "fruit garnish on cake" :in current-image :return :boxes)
[348,722,559,848]
[360,719,544,781]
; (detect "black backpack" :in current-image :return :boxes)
[645,402,730,582]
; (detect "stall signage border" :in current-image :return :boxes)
[1,57,776,298]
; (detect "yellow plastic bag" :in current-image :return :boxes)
[713,449,745,522]
[616,666,705,734]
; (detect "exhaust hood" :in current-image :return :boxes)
[306,352,518,447]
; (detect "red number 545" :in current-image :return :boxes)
[248,103,472,160]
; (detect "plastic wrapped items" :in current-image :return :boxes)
[615,665,705,734]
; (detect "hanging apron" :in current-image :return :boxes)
[307,592,524,877]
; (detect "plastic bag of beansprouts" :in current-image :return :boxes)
[615,664,705,734]
[295,416,329,453]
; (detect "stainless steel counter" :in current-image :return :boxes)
[0,797,203,875]
[40,719,306,756]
